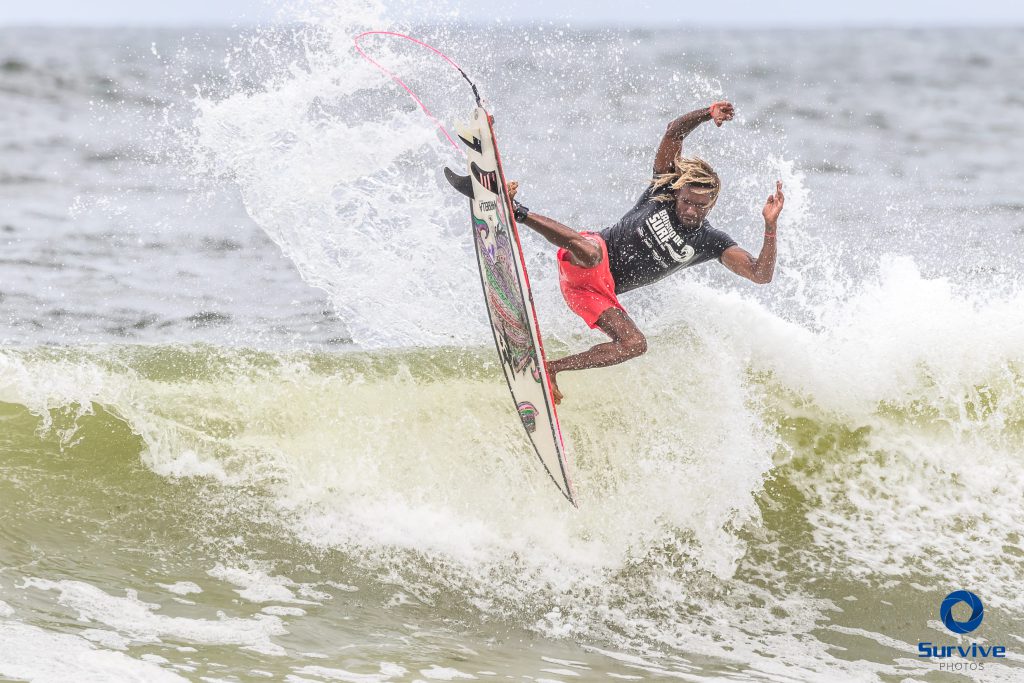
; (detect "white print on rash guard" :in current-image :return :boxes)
[644,208,697,264]
[599,181,736,295]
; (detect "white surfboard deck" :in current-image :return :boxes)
[454,106,577,506]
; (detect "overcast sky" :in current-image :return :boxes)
[1,0,1022,27]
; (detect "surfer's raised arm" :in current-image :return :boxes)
[653,101,735,175]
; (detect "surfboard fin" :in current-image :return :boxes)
[444,167,474,199]
[446,166,531,222]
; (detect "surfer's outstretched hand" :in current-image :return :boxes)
[709,101,735,127]
[762,181,785,228]
[507,181,518,201]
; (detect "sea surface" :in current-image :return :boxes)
[2,3,1024,681]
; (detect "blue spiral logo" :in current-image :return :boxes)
[940,590,984,634]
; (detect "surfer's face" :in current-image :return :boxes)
[675,185,716,228]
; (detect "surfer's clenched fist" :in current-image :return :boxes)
[709,101,735,127]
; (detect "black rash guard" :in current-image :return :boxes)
[599,183,737,295]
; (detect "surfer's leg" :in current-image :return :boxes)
[507,181,601,267]
[547,308,647,402]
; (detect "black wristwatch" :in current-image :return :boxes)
[512,200,530,222]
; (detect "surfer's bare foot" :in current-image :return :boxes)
[548,371,563,405]
[507,181,518,201]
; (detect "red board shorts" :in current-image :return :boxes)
[556,232,625,329]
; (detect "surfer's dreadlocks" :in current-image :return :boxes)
[650,156,720,206]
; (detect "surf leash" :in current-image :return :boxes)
[353,31,481,154]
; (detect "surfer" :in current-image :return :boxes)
[508,101,783,403]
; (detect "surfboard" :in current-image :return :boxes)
[447,106,577,507]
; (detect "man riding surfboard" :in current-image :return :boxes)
[505,101,784,403]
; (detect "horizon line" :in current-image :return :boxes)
[2,19,1023,30]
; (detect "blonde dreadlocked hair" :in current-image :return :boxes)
[650,156,720,206]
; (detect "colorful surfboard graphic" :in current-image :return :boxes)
[455,107,576,506]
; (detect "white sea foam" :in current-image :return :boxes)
[208,564,314,604]
[81,628,130,650]
[0,622,186,682]
[158,582,203,596]
[263,605,307,616]
[419,665,476,680]
[23,578,287,652]
[292,662,408,682]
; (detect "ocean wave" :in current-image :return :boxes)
[2,255,1023,666]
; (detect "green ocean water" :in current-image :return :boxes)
[2,339,1023,680]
